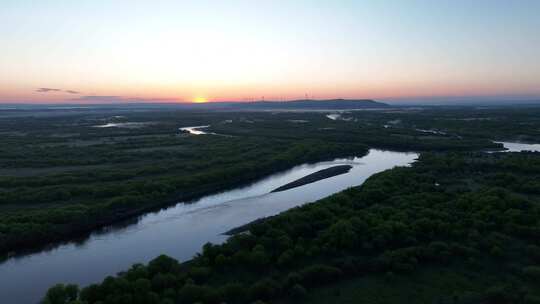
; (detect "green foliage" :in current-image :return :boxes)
[44,151,540,303]
[0,111,368,255]
[3,108,538,303]
[7,107,537,256]
[299,265,343,286]
[522,266,540,281]
[249,278,280,301]
[288,283,308,299]
[43,284,78,304]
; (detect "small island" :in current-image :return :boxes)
[270,165,353,193]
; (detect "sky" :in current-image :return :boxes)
[1,0,539,104]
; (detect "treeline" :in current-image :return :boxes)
[43,152,540,304]
[347,107,540,144]
[209,114,502,152]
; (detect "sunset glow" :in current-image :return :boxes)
[193,97,208,103]
[1,1,539,104]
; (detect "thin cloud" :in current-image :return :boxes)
[36,88,61,93]
[36,88,81,94]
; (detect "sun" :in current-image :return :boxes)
[193,97,208,103]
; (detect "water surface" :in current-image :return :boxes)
[0,149,417,303]
[496,141,540,152]
[179,125,213,135]
[94,122,152,128]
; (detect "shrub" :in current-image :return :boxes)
[188,267,212,284]
[289,284,308,299]
[284,272,302,288]
[220,282,246,303]
[249,278,280,300]
[177,284,209,303]
[522,266,540,281]
[43,284,79,304]
[483,285,514,304]
[148,254,179,275]
[277,249,294,267]
[299,265,342,286]
[525,295,540,304]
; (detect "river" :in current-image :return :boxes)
[0,149,417,303]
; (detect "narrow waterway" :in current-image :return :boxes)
[0,149,418,303]
[495,141,540,152]
[179,125,212,135]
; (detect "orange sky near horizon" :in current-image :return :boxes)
[2,81,539,104]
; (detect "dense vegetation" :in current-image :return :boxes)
[42,151,540,304]
[0,112,367,256]
[2,107,518,257]
[208,106,540,151]
[3,105,540,303]
[208,110,503,152]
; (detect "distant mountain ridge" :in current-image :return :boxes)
[227,99,388,110]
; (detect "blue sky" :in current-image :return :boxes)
[1,0,539,103]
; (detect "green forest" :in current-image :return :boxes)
[42,151,540,304]
[0,125,367,256]
[1,108,514,257]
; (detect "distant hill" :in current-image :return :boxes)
[208,99,389,110]
[237,99,388,110]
